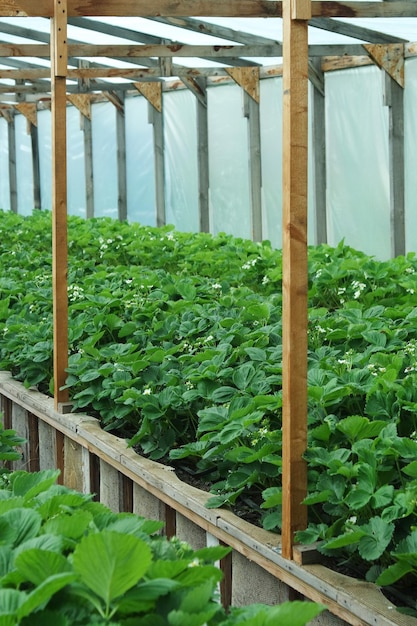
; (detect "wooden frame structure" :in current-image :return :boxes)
[0,0,416,561]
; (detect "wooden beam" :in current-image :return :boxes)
[310,58,327,244]
[31,121,41,209]
[281,0,309,559]
[384,73,405,258]
[195,78,210,233]
[115,92,127,222]
[244,90,263,242]
[7,113,17,213]
[148,99,166,227]
[51,0,69,409]
[2,0,417,18]
[0,43,282,58]
[309,17,408,44]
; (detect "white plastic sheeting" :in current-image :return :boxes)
[0,118,10,211]
[1,59,416,259]
[325,65,391,259]
[125,96,155,225]
[260,78,316,250]
[38,107,86,216]
[67,106,87,217]
[405,58,417,254]
[91,102,118,219]
[37,109,51,211]
[208,83,251,239]
[15,114,33,216]
[164,90,199,232]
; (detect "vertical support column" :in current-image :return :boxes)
[51,0,69,410]
[385,73,405,257]
[78,61,94,219]
[31,122,41,209]
[7,112,17,214]
[135,82,164,227]
[244,90,262,242]
[309,58,327,245]
[15,102,41,210]
[196,78,210,233]
[281,0,310,559]
[148,92,165,227]
[115,91,127,222]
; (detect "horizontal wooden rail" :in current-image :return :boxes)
[1,0,417,19]
[0,371,414,626]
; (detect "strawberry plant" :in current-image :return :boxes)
[0,467,325,625]
[2,210,417,604]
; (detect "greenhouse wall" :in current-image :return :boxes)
[0,59,415,258]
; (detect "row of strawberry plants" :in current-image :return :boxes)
[1,210,417,608]
[0,418,323,625]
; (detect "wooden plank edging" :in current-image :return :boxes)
[0,371,415,626]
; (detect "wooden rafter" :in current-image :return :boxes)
[1,0,417,18]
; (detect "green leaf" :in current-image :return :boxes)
[17,573,77,620]
[11,470,60,500]
[211,386,238,403]
[336,415,385,442]
[0,588,24,615]
[376,561,414,586]
[232,364,256,391]
[72,531,152,606]
[42,509,92,540]
[15,549,72,586]
[402,460,417,478]
[1,509,42,547]
[323,530,366,550]
[358,517,394,561]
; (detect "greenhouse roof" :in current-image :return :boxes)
[0,2,417,99]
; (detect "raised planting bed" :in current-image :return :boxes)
[0,372,415,626]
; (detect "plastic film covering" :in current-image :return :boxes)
[208,83,251,238]
[37,109,51,211]
[260,78,283,249]
[37,107,87,216]
[405,58,417,254]
[92,101,118,219]
[67,106,87,217]
[15,114,33,216]
[125,95,155,225]
[260,78,316,250]
[164,90,199,232]
[0,118,10,211]
[325,65,390,259]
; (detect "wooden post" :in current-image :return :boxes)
[51,0,69,410]
[115,91,127,222]
[196,78,210,233]
[244,90,263,242]
[148,95,166,228]
[7,111,17,213]
[384,72,405,257]
[310,58,327,245]
[281,0,310,559]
